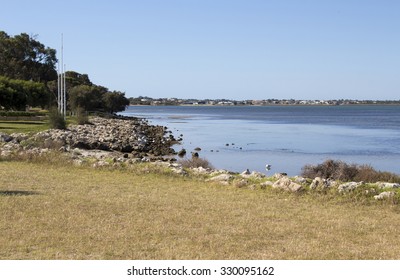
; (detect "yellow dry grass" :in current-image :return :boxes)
[1,160,400,260]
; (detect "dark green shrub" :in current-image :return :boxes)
[48,108,66,129]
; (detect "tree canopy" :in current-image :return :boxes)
[0,30,129,113]
[0,76,49,110]
[67,74,129,114]
[0,31,57,83]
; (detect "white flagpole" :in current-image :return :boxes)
[57,62,61,112]
[63,63,66,118]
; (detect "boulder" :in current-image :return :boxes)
[310,177,329,190]
[260,181,274,189]
[0,132,13,143]
[191,166,212,175]
[273,173,287,180]
[293,176,307,184]
[374,191,395,200]
[338,182,363,193]
[376,182,400,189]
[272,177,303,192]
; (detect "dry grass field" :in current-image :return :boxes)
[1,160,400,260]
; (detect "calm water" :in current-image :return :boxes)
[121,105,400,176]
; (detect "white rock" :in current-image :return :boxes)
[338,182,363,193]
[206,174,233,182]
[272,177,303,192]
[374,191,395,200]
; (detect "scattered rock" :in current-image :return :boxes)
[338,182,364,193]
[177,149,186,157]
[374,191,395,200]
[191,152,199,158]
[240,170,265,179]
[260,181,274,189]
[310,177,330,190]
[273,173,287,180]
[272,177,303,193]
[191,166,212,175]
[0,132,13,143]
[206,174,233,183]
[376,182,400,189]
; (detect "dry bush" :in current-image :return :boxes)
[301,159,400,183]
[179,156,214,169]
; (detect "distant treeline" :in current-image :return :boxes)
[0,31,129,113]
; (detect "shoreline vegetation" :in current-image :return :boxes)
[1,115,400,259]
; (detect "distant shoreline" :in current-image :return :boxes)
[129,98,400,107]
[128,103,400,107]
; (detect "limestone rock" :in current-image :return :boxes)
[376,182,400,189]
[310,177,330,190]
[293,176,307,184]
[338,182,364,193]
[191,166,212,175]
[374,191,395,200]
[272,177,303,192]
[206,174,233,183]
[240,170,266,179]
[260,181,274,189]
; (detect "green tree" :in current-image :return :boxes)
[0,76,49,110]
[0,31,57,83]
[102,91,130,114]
[68,85,105,112]
[65,71,92,88]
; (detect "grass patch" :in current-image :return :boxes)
[0,120,49,134]
[0,116,79,134]
[1,160,400,260]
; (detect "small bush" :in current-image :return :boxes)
[76,107,89,125]
[179,157,214,169]
[301,159,400,183]
[48,108,66,129]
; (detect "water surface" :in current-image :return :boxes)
[121,105,400,175]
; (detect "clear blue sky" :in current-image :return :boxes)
[2,0,399,100]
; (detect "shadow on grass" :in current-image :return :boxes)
[0,190,40,196]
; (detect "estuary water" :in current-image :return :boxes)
[121,105,400,176]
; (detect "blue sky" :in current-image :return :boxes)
[2,0,399,100]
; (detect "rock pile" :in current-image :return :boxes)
[0,116,179,161]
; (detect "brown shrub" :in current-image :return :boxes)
[301,159,400,183]
[179,157,214,169]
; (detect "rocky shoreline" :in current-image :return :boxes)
[1,116,399,202]
[0,116,179,163]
